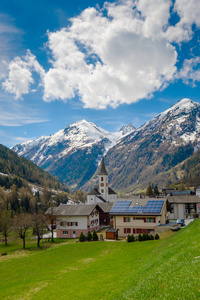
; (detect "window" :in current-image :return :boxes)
[170,203,174,213]
[123,217,130,222]
[63,231,68,235]
[101,183,104,186]
[101,189,104,193]
[127,228,131,233]
[135,217,141,220]
[146,218,154,223]
[101,177,103,181]
[136,228,143,234]
[71,222,78,226]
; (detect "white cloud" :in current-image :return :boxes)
[42,0,177,108]
[2,50,44,99]
[2,0,200,108]
[178,57,200,85]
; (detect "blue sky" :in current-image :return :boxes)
[1,0,200,147]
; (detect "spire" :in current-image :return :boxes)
[98,157,108,175]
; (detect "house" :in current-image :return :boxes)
[168,195,200,219]
[87,157,117,204]
[47,204,100,238]
[110,198,168,237]
[97,202,114,226]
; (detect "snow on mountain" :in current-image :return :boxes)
[12,120,135,164]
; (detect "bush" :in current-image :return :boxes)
[138,234,142,242]
[92,230,98,241]
[150,234,154,240]
[79,232,85,242]
[142,233,147,241]
[155,233,160,240]
[87,231,92,241]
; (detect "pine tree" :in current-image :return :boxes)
[146,184,153,196]
[154,185,159,196]
[92,230,98,241]
[87,231,92,241]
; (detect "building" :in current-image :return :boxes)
[47,204,100,238]
[110,198,168,237]
[87,157,117,204]
[105,228,119,240]
[168,195,200,219]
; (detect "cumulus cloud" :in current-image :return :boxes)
[2,0,200,108]
[42,0,177,108]
[2,50,44,99]
[178,57,200,85]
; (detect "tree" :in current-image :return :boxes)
[0,208,12,245]
[154,185,159,196]
[46,201,56,242]
[87,231,92,241]
[32,213,47,247]
[92,230,98,241]
[79,232,85,242]
[13,212,32,249]
[146,184,153,196]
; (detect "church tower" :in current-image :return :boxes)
[98,157,109,201]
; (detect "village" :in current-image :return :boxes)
[46,158,200,241]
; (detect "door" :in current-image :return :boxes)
[73,231,76,238]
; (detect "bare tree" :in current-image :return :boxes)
[13,213,32,249]
[0,209,12,245]
[45,201,57,242]
[32,212,47,247]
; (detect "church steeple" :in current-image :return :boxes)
[98,157,108,201]
[98,157,108,175]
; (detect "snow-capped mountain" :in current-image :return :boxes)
[104,98,200,191]
[12,119,135,189]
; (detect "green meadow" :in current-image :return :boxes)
[0,221,200,300]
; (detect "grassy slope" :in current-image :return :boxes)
[0,221,199,299]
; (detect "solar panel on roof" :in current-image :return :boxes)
[110,200,131,213]
[143,200,164,213]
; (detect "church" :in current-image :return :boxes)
[87,157,117,204]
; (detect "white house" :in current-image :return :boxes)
[47,204,100,238]
[110,198,168,237]
[87,157,117,204]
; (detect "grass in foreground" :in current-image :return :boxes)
[0,221,199,299]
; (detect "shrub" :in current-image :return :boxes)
[130,234,135,242]
[155,233,160,240]
[92,230,98,241]
[150,234,154,240]
[138,234,142,242]
[87,231,92,241]
[142,233,147,241]
[79,232,85,242]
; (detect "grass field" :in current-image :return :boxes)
[0,221,200,299]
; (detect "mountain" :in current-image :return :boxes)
[12,120,135,189]
[103,98,200,191]
[0,144,67,191]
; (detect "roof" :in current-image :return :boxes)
[106,228,119,233]
[87,187,100,196]
[110,198,166,216]
[87,185,117,196]
[96,195,107,203]
[46,204,98,216]
[168,196,200,204]
[97,202,114,212]
[98,157,108,175]
[170,191,195,196]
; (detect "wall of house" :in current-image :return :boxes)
[56,208,100,238]
[114,215,160,237]
[87,195,96,204]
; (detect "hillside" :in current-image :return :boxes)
[12,98,200,192]
[12,120,135,189]
[103,98,200,192]
[0,144,67,191]
[0,220,199,299]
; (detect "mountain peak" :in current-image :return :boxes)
[119,123,136,136]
